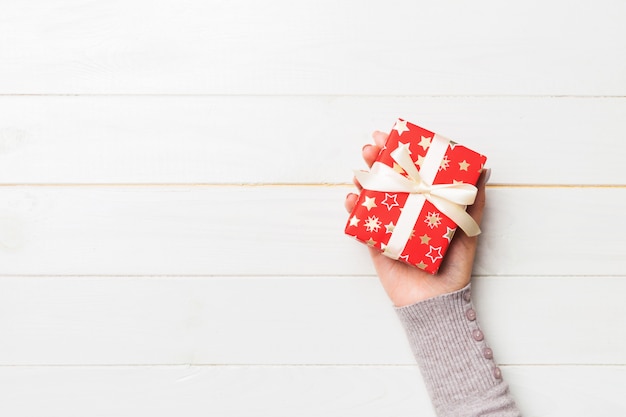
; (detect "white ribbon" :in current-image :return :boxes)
[354,135,480,260]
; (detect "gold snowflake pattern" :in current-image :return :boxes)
[364,216,382,233]
[439,155,450,171]
[424,212,441,229]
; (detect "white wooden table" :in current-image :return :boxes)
[1,1,625,416]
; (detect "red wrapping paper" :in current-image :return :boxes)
[345,119,487,274]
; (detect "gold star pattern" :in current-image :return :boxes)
[418,136,432,150]
[364,215,382,232]
[393,119,410,136]
[424,212,442,229]
[399,254,410,262]
[458,160,470,171]
[366,237,377,246]
[419,233,431,244]
[384,221,395,234]
[415,154,426,167]
[416,261,428,270]
[409,229,416,240]
[361,196,377,211]
[349,216,360,227]
[443,227,456,242]
[453,180,464,185]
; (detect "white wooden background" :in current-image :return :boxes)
[1,1,625,416]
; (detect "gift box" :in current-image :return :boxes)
[345,119,487,274]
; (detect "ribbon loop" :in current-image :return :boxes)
[354,146,481,238]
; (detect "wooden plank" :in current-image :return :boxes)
[0,0,625,95]
[0,276,623,365]
[1,96,625,185]
[0,365,624,416]
[0,186,624,276]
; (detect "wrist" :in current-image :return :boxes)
[388,280,471,307]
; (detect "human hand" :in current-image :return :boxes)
[344,131,490,307]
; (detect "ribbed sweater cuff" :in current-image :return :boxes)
[395,284,520,417]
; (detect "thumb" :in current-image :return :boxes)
[466,168,490,226]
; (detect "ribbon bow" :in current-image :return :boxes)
[354,146,481,244]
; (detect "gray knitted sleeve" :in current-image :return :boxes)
[395,284,522,417]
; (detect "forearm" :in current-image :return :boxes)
[395,284,522,417]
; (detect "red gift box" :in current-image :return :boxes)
[345,119,487,274]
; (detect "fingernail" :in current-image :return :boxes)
[362,144,371,152]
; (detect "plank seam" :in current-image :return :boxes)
[0,94,624,98]
[0,364,622,368]
[1,184,625,188]
[3,274,626,278]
